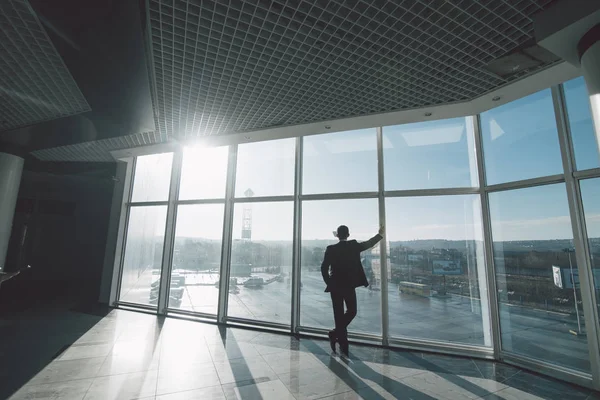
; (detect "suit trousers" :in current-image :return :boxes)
[330,287,357,344]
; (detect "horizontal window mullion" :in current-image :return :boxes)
[127,201,169,207]
[300,191,379,201]
[573,168,600,180]
[233,195,294,203]
[484,174,565,193]
[384,187,479,197]
[176,198,226,205]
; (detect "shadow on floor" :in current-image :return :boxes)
[0,287,112,399]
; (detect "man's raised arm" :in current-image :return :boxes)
[358,225,385,252]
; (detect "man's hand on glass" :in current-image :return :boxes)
[378,224,385,236]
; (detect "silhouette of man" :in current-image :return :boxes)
[321,224,384,354]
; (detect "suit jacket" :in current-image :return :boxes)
[321,234,383,293]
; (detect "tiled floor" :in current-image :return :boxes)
[0,307,598,400]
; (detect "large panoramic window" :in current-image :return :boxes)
[119,206,167,306]
[235,138,295,197]
[579,178,600,322]
[564,77,600,171]
[385,195,489,346]
[131,153,173,202]
[480,89,563,185]
[383,118,478,190]
[302,129,378,194]
[169,204,224,314]
[300,198,380,334]
[179,145,228,200]
[228,202,293,324]
[489,184,590,372]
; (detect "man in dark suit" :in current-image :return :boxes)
[321,224,385,355]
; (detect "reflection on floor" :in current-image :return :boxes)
[0,306,597,400]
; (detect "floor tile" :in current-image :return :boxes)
[156,361,219,395]
[28,357,105,385]
[471,360,522,383]
[482,387,547,400]
[155,385,226,400]
[208,342,261,363]
[98,352,160,377]
[278,365,356,400]
[223,379,295,400]
[58,342,114,361]
[400,371,507,400]
[261,350,322,375]
[501,371,590,400]
[84,370,158,400]
[8,378,94,400]
[214,356,278,385]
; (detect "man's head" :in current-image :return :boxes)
[336,225,350,240]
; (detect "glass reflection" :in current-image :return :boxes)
[489,184,590,372]
[170,204,225,314]
[131,153,173,202]
[480,89,563,185]
[302,129,378,194]
[179,146,228,200]
[300,199,381,334]
[383,117,479,190]
[385,195,489,346]
[228,202,293,324]
[119,206,167,306]
[235,139,295,197]
[579,178,600,322]
[563,77,600,171]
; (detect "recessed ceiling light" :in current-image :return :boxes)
[424,112,432,117]
[492,96,501,101]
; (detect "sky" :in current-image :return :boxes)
[130,77,600,243]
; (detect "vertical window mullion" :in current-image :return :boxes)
[376,126,389,346]
[157,151,183,314]
[291,136,303,333]
[218,144,238,322]
[553,84,600,386]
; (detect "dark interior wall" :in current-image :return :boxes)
[1,166,116,311]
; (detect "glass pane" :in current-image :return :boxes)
[564,77,600,171]
[131,153,173,202]
[383,117,478,190]
[302,129,377,194]
[480,89,563,185]
[119,206,167,306]
[385,195,489,346]
[579,178,600,322]
[179,146,228,200]
[489,184,590,372]
[300,199,381,334]
[228,202,293,324]
[170,204,225,314]
[235,139,295,197]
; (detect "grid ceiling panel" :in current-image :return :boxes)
[149,0,556,139]
[0,0,90,132]
[30,0,558,161]
[31,131,166,162]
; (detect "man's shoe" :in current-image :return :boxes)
[328,330,337,353]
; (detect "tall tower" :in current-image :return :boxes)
[241,188,254,241]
